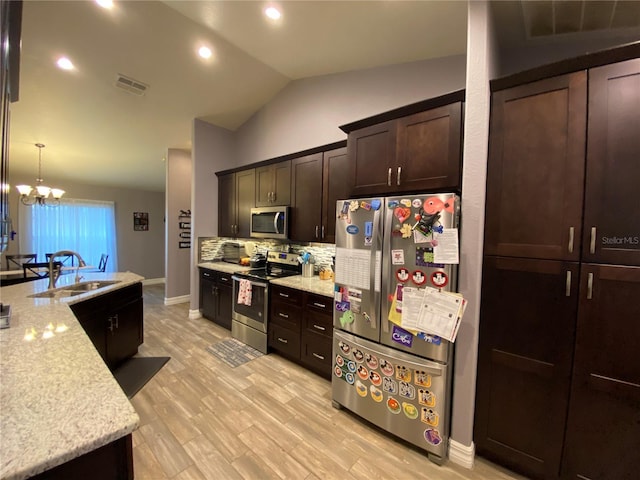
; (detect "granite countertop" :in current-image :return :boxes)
[0,272,144,480]
[199,261,335,298]
[270,274,335,298]
[198,261,252,275]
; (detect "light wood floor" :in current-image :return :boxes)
[131,285,526,480]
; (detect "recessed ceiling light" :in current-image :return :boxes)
[95,0,113,9]
[198,46,212,59]
[264,6,281,20]
[95,0,114,9]
[56,57,74,71]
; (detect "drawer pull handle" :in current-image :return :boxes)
[387,168,392,186]
[590,227,597,254]
[313,302,326,308]
[397,166,401,186]
[565,270,571,297]
[312,353,325,360]
[313,324,326,331]
[279,293,289,298]
[277,337,288,344]
[278,313,289,318]
[587,272,594,300]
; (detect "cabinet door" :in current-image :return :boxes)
[107,297,143,369]
[255,162,291,206]
[583,58,640,266]
[272,161,291,205]
[561,264,640,480]
[235,169,255,238]
[216,273,233,330]
[290,153,323,242]
[255,165,273,207]
[218,173,235,237]
[395,102,462,192]
[484,72,587,261]
[200,270,217,321]
[347,120,397,196]
[322,146,349,244]
[475,256,579,479]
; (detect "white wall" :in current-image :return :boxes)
[449,0,497,467]
[165,148,192,300]
[235,55,467,165]
[190,119,236,311]
[6,172,165,280]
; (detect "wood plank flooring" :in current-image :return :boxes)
[132,285,526,480]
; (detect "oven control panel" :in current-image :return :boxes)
[267,251,299,267]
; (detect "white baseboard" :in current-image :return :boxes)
[188,309,202,320]
[164,294,190,305]
[448,439,475,469]
[142,277,165,286]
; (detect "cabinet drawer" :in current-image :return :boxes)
[271,285,303,306]
[200,268,217,280]
[271,302,302,331]
[217,273,232,285]
[301,330,332,377]
[269,324,300,359]
[304,308,333,338]
[306,293,332,314]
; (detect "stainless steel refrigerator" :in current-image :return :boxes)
[332,193,460,464]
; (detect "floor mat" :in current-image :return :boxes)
[206,338,264,368]
[113,356,170,399]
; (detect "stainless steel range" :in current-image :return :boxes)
[231,251,301,353]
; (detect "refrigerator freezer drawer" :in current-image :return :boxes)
[332,330,450,463]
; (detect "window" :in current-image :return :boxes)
[19,198,117,271]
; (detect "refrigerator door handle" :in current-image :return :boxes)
[568,227,574,253]
[590,227,597,254]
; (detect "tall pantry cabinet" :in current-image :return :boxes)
[475,55,640,480]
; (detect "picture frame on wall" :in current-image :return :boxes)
[134,212,149,231]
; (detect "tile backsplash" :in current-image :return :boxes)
[199,237,336,271]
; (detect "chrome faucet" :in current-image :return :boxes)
[48,250,87,289]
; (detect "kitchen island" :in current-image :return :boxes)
[0,272,143,480]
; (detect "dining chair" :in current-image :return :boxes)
[5,253,37,271]
[45,253,75,267]
[23,261,62,279]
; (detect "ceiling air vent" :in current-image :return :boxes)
[114,74,149,96]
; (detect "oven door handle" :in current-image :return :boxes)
[232,276,269,288]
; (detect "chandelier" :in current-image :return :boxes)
[16,143,65,206]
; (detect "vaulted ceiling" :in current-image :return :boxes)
[8,1,640,192]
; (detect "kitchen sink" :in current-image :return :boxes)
[28,280,122,299]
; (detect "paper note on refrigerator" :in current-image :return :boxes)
[415,286,465,342]
[335,247,380,291]
[398,287,424,331]
[433,228,459,264]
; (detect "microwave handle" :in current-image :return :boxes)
[274,212,281,234]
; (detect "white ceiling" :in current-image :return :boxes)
[8,1,639,193]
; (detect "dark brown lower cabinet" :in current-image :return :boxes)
[475,256,579,479]
[561,264,640,480]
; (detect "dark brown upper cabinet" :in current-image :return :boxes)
[290,146,349,243]
[255,161,291,207]
[341,92,464,196]
[217,169,255,238]
[484,71,587,261]
[582,58,640,266]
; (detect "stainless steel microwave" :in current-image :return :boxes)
[250,206,289,239]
